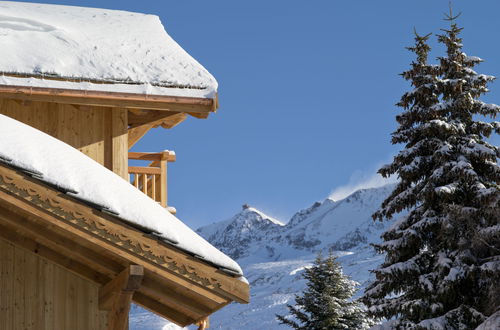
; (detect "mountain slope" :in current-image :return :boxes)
[196,184,398,330]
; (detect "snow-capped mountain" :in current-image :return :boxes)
[129,183,398,330]
[194,183,398,330]
[197,206,284,259]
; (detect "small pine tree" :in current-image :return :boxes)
[277,251,371,330]
[363,8,500,330]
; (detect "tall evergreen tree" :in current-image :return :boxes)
[277,251,371,329]
[363,9,500,329]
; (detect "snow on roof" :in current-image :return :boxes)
[0,1,217,98]
[0,114,242,276]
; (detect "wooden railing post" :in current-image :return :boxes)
[160,157,167,208]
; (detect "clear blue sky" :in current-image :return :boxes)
[18,0,500,228]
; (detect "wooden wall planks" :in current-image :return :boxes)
[0,237,108,330]
[0,99,128,180]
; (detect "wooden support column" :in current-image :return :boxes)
[112,108,128,180]
[196,317,209,330]
[99,265,144,330]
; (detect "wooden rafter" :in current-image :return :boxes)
[128,123,154,149]
[128,110,187,128]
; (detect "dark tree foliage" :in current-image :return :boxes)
[363,8,500,329]
[277,252,371,330]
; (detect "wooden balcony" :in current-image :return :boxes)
[128,151,176,214]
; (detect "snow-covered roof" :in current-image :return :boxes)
[0,1,217,99]
[0,114,242,276]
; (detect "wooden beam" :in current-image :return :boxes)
[127,110,187,148]
[100,265,144,330]
[127,166,162,175]
[99,265,144,310]
[158,112,187,129]
[188,112,210,119]
[0,85,216,112]
[133,292,196,327]
[128,110,185,127]
[128,123,154,149]
[139,273,215,318]
[128,151,176,162]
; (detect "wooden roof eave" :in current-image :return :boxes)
[0,84,217,113]
[0,163,249,327]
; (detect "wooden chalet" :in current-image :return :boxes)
[0,2,248,329]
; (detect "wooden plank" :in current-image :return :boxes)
[43,258,55,329]
[0,236,105,330]
[128,151,176,162]
[128,166,162,175]
[13,246,25,329]
[24,246,38,329]
[0,239,15,329]
[0,86,216,112]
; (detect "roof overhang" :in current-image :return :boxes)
[0,163,248,327]
[0,84,218,113]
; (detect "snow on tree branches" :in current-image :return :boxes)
[277,251,372,329]
[363,8,500,330]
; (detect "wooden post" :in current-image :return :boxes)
[111,108,128,180]
[196,317,209,330]
[99,265,144,330]
[160,153,168,208]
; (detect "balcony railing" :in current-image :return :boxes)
[128,151,176,214]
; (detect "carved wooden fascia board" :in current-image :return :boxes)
[0,165,248,304]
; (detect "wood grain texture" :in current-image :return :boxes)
[0,238,108,330]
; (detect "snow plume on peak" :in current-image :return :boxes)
[242,206,285,226]
[329,171,398,201]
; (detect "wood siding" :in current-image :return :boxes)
[0,237,108,330]
[0,99,128,180]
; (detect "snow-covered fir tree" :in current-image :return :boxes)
[277,251,371,330]
[363,9,500,329]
